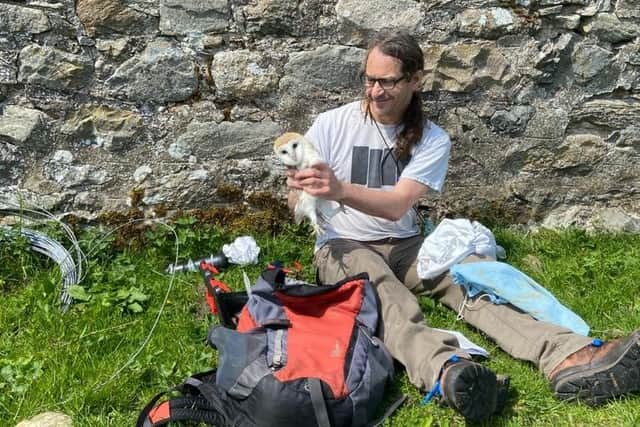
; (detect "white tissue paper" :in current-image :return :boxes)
[223,236,261,265]
[416,218,505,280]
[433,328,489,357]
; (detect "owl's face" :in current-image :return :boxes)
[273,132,305,168]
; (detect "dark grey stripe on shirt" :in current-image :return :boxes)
[350,146,409,188]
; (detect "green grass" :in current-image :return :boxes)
[1,221,640,426]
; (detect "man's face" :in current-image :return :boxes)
[364,47,421,125]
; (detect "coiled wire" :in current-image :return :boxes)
[0,201,86,312]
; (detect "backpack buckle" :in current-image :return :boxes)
[199,261,231,314]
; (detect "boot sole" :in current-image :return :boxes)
[553,330,640,406]
[443,362,498,421]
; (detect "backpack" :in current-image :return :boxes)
[137,266,398,427]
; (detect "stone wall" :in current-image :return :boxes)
[1,0,639,230]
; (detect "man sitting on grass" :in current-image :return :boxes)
[285,29,640,422]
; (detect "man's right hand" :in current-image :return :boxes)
[290,163,345,202]
[286,168,303,191]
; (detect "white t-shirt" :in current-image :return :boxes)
[305,101,452,249]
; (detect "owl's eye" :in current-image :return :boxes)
[280,149,287,154]
[292,142,298,149]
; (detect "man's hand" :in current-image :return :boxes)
[285,168,303,191]
[287,163,345,202]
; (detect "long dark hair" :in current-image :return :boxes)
[363,30,426,160]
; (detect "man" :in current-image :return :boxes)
[286,30,640,422]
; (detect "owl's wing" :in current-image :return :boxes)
[301,138,324,168]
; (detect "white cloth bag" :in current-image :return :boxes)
[416,218,504,280]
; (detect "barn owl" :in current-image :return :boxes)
[273,132,339,234]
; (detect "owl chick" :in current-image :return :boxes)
[273,132,338,234]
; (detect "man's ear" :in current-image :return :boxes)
[411,70,425,91]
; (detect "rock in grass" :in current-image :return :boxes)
[15,412,72,427]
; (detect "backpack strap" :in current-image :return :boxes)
[308,378,331,427]
[137,370,234,427]
[183,375,225,407]
[139,397,230,427]
[137,387,176,427]
[367,394,407,427]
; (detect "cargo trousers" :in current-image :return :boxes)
[314,235,593,390]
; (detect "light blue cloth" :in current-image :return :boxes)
[450,261,590,336]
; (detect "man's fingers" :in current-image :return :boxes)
[299,176,312,185]
[286,176,303,190]
[290,163,336,199]
[300,176,326,189]
[311,162,329,172]
[294,169,317,180]
[294,163,329,179]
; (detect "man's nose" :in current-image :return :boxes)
[369,81,386,96]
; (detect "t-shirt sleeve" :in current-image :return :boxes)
[400,125,452,192]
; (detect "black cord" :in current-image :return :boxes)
[372,120,427,229]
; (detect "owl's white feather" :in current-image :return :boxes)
[274,132,339,234]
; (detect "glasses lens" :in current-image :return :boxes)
[362,75,405,90]
[380,79,395,90]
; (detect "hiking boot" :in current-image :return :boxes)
[550,330,640,406]
[440,359,502,422]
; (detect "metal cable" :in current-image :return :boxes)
[0,202,86,312]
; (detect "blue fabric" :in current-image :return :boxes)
[450,261,590,336]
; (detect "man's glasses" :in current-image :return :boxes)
[361,74,407,90]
